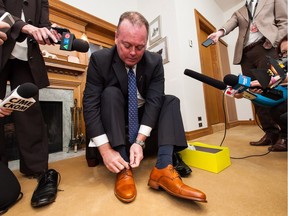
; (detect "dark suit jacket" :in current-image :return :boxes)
[83,45,165,140]
[222,0,287,64]
[0,0,51,89]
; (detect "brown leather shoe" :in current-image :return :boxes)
[250,133,279,146]
[114,169,136,203]
[148,164,207,202]
[268,138,287,152]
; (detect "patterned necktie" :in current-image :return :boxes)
[128,68,138,144]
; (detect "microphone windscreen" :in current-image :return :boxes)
[17,83,39,98]
[72,39,89,53]
[184,69,227,90]
[223,74,239,87]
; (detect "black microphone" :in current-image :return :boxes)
[184,69,227,90]
[48,28,90,53]
[0,83,38,111]
[71,39,90,53]
[59,32,89,53]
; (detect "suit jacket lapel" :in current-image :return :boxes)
[239,5,250,22]
[112,50,128,96]
[254,0,267,18]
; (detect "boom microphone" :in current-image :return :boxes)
[0,83,38,111]
[223,74,251,96]
[184,69,227,90]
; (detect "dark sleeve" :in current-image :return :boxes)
[83,52,106,139]
[140,52,165,129]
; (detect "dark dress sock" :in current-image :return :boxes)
[156,145,174,169]
[114,145,129,162]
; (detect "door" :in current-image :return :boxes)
[195,10,225,126]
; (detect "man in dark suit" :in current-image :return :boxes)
[83,11,206,203]
[208,0,287,147]
[0,0,60,177]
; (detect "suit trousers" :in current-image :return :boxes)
[86,86,187,163]
[0,59,48,175]
[241,43,280,135]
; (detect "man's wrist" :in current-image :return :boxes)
[135,139,145,149]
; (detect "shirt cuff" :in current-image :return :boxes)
[139,125,152,137]
[89,134,109,147]
[219,28,226,35]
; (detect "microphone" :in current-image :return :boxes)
[223,74,251,96]
[184,69,287,107]
[223,74,287,107]
[184,69,227,90]
[59,32,89,53]
[48,27,90,53]
[0,83,38,111]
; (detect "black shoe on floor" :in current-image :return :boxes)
[173,152,192,177]
[31,169,60,208]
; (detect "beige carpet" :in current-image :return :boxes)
[6,125,287,216]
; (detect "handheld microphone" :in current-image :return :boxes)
[184,69,287,107]
[59,32,89,53]
[223,74,251,97]
[0,83,38,111]
[223,74,287,107]
[184,69,227,90]
[48,27,90,53]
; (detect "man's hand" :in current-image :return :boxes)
[129,143,144,168]
[98,143,130,173]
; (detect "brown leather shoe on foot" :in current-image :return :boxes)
[250,133,279,146]
[114,169,136,203]
[268,138,287,152]
[148,164,207,202]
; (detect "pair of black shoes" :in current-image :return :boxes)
[31,169,60,208]
[173,152,192,177]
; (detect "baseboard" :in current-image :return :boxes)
[185,120,256,140]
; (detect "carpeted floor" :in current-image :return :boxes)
[6,125,287,216]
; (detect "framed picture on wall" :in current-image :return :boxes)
[149,16,161,45]
[148,37,169,64]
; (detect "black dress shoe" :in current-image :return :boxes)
[173,152,192,177]
[31,169,60,208]
[268,138,287,152]
[250,133,279,146]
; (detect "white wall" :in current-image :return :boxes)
[59,0,254,131]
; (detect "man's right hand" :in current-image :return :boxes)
[98,143,130,173]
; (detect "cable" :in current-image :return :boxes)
[219,88,271,159]
[230,149,271,159]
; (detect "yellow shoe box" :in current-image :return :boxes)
[178,142,231,173]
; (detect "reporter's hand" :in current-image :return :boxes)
[0,21,10,45]
[0,100,13,117]
[129,143,144,168]
[234,92,244,99]
[21,24,58,45]
[208,30,224,43]
[98,143,130,173]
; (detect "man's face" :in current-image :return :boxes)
[115,20,147,67]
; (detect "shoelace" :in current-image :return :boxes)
[37,170,62,191]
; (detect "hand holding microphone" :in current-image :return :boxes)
[0,83,39,112]
[0,99,13,117]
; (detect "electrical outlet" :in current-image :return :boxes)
[198,123,202,127]
[198,116,202,121]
